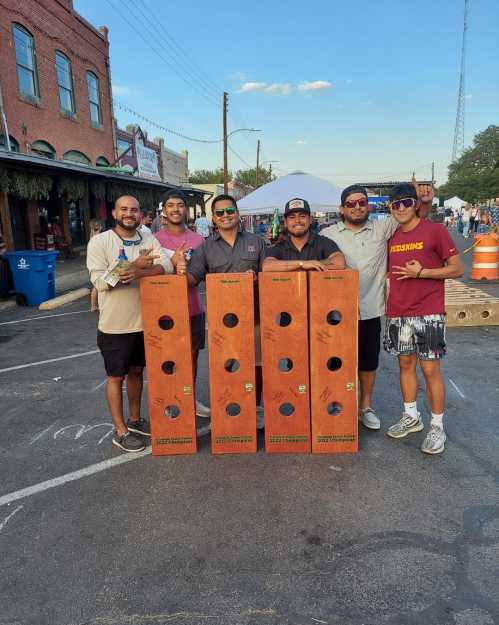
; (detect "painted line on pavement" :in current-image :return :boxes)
[448,378,466,399]
[0,350,100,374]
[0,309,90,326]
[0,449,152,508]
[0,505,24,532]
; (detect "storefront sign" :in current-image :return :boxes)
[135,135,161,181]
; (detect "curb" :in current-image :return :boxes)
[39,287,90,310]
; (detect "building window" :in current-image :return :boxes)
[117,139,132,158]
[12,23,40,99]
[63,150,90,165]
[55,51,76,115]
[86,72,102,126]
[96,156,110,167]
[31,140,56,159]
[0,135,20,152]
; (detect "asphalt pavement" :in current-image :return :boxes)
[0,227,498,625]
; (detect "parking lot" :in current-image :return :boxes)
[1,290,498,625]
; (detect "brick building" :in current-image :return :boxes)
[0,0,115,165]
[0,0,206,252]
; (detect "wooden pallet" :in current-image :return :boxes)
[445,279,499,326]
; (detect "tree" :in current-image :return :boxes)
[235,167,275,188]
[188,168,232,184]
[438,125,499,202]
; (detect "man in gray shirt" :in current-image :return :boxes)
[322,185,398,431]
[186,194,267,427]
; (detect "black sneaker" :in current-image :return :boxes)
[112,431,146,452]
[127,418,151,437]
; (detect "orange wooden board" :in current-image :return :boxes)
[308,270,359,454]
[140,276,196,455]
[259,272,310,453]
[206,273,257,454]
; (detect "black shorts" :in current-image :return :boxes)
[190,313,206,352]
[358,317,381,372]
[97,330,146,377]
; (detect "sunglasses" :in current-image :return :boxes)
[214,207,237,217]
[391,198,416,211]
[344,198,368,209]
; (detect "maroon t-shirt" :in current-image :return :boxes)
[387,219,458,317]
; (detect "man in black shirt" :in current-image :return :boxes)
[262,198,345,271]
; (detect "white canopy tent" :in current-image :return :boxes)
[238,171,342,215]
[443,196,467,210]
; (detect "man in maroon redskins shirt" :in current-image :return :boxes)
[384,183,464,455]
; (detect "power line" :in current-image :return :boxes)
[115,101,224,143]
[104,0,221,109]
[133,0,223,99]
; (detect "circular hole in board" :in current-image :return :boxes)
[326,357,342,371]
[165,405,180,419]
[275,312,292,327]
[226,403,241,417]
[161,361,176,375]
[326,310,342,325]
[224,358,241,373]
[223,313,239,328]
[278,357,293,372]
[279,403,295,417]
[327,402,343,416]
[158,315,175,330]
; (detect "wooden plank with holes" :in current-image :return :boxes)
[206,273,257,454]
[140,276,197,455]
[259,272,310,453]
[308,270,359,454]
[445,279,499,326]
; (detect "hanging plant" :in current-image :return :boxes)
[58,176,86,201]
[106,182,161,209]
[90,180,106,200]
[5,170,52,200]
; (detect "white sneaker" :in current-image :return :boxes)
[421,425,446,455]
[359,407,381,430]
[196,400,211,418]
[256,406,265,430]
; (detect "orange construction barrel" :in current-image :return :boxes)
[470,233,499,281]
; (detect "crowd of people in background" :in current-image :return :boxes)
[445,200,498,236]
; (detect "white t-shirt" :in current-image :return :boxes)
[87,229,173,334]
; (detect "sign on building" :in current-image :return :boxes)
[135,132,161,181]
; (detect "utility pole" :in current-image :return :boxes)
[223,91,228,194]
[452,0,468,162]
[269,163,272,180]
[431,161,435,186]
[255,139,260,188]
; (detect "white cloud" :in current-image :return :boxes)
[238,82,267,93]
[264,83,292,95]
[296,139,306,145]
[297,80,332,92]
[112,85,141,97]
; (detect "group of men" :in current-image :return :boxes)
[87,182,464,456]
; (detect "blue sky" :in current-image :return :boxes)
[75,0,499,186]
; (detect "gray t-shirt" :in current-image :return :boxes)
[322,217,398,320]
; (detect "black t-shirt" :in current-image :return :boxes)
[266,233,340,261]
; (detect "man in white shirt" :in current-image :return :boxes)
[87,195,174,452]
[194,212,210,238]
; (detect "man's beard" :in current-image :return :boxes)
[290,227,310,238]
[116,218,139,231]
[344,215,369,226]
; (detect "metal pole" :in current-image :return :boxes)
[223,92,228,194]
[256,139,260,188]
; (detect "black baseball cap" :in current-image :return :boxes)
[284,198,311,216]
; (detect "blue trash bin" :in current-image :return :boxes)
[6,250,59,306]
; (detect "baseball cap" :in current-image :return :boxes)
[284,198,311,216]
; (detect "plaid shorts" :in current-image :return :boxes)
[383,314,446,360]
